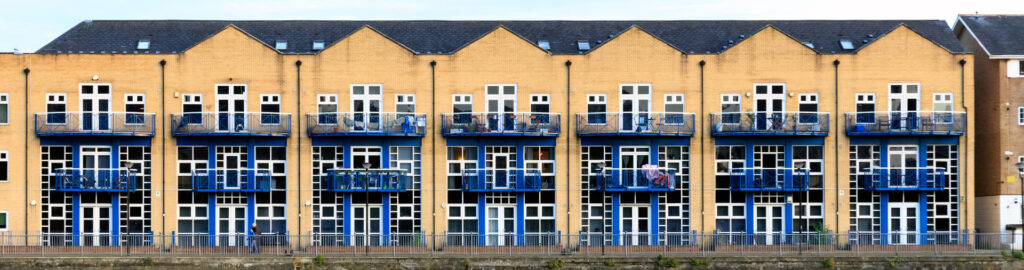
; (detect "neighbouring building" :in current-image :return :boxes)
[0,19,973,248]
[955,14,1024,241]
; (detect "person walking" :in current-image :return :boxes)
[250,222,262,254]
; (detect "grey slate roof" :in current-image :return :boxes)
[957,15,1024,56]
[36,20,966,55]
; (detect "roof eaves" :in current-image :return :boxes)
[449,24,548,55]
[853,22,965,55]
[316,24,418,55]
[954,16,994,57]
[585,24,687,55]
[718,24,819,55]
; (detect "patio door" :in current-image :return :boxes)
[753,145,784,187]
[755,204,785,245]
[889,203,919,245]
[889,84,920,130]
[216,84,247,132]
[219,151,244,189]
[81,146,112,189]
[80,84,112,132]
[619,84,651,132]
[351,85,382,132]
[619,146,650,188]
[217,205,246,246]
[353,205,383,246]
[489,152,513,189]
[81,205,112,246]
[486,205,515,246]
[486,84,517,132]
[621,205,650,245]
[888,145,918,187]
[754,84,785,131]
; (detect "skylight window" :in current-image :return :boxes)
[839,39,854,50]
[577,40,590,51]
[137,39,150,50]
[312,40,325,51]
[802,42,814,49]
[276,40,288,50]
[538,40,550,50]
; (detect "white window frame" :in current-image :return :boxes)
[855,93,876,124]
[1009,60,1023,78]
[0,93,8,125]
[317,94,338,114]
[797,94,819,124]
[664,94,685,112]
[453,94,473,113]
[396,94,416,113]
[720,94,741,124]
[46,94,67,125]
[530,94,550,113]
[524,204,556,234]
[0,151,7,182]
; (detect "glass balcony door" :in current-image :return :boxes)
[220,152,244,189]
[621,205,650,245]
[486,205,515,246]
[889,84,920,131]
[81,146,112,189]
[888,203,918,245]
[619,146,650,188]
[353,205,383,246]
[217,205,246,246]
[888,145,918,188]
[80,84,111,132]
[216,84,247,132]
[754,204,784,245]
[754,84,785,131]
[486,85,517,132]
[619,84,651,132]
[81,205,112,246]
[351,85,382,132]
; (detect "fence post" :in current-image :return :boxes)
[933,233,938,255]
[778,233,782,256]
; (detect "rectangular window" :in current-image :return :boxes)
[46,94,67,124]
[525,146,555,189]
[586,94,606,124]
[0,151,6,182]
[721,94,741,124]
[260,94,281,124]
[530,94,550,123]
[798,94,819,124]
[1020,60,1024,76]
[452,94,473,124]
[396,94,416,113]
[933,93,954,124]
[182,94,203,125]
[317,94,338,124]
[0,94,8,124]
[0,211,6,231]
[856,94,875,124]
[1019,156,1024,175]
[125,94,145,124]
[447,146,478,190]
[665,94,685,124]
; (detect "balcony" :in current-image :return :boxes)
[461,169,542,192]
[307,112,426,137]
[728,168,809,192]
[710,112,829,136]
[322,169,412,192]
[170,112,291,137]
[53,168,137,192]
[35,112,156,137]
[441,113,560,137]
[576,112,695,136]
[190,169,273,192]
[845,111,965,136]
[860,167,946,191]
[596,167,677,192]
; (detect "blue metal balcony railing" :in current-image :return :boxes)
[461,169,542,192]
[35,112,156,137]
[575,112,695,136]
[860,167,946,191]
[441,113,560,137]
[191,169,273,192]
[596,167,677,192]
[845,111,966,136]
[323,169,412,192]
[729,168,810,191]
[170,112,291,137]
[710,112,829,136]
[307,112,426,137]
[54,168,137,192]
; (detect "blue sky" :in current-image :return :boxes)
[1,0,1022,52]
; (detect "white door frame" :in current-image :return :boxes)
[351,84,383,132]
[81,146,112,189]
[486,205,516,246]
[753,84,786,131]
[755,204,785,245]
[486,84,517,132]
[888,83,921,130]
[80,204,112,246]
[888,202,919,245]
[216,204,246,246]
[888,145,919,187]
[219,151,244,189]
[619,146,650,188]
[621,204,651,245]
[79,83,112,131]
[352,204,383,246]
[619,84,652,132]
[215,84,248,132]
[489,152,513,189]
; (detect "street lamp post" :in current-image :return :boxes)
[362,162,372,254]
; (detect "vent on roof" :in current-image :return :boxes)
[276,40,288,50]
[312,40,325,51]
[839,39,854,50]
[538,40,550,50]
[577,40,590,51]
[137,39,150,50]
[802,42,815,49]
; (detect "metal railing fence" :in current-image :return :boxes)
[0,232,1014,256]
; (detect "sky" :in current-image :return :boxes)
[1,0,1023,53]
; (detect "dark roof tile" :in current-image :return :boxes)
[958,15,1024,56]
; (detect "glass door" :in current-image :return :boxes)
[754,205,784,245]
[81,205,112,246]
[489,153,512,189]
[351,85,382,132]
[351,147,382,189]
[81,146,112,189]
[353,205,383,246]
[888,145,918,187]
[619,146,650,188]
[80,84,112,131]
[486,205,515,246]
[220,152,244,189]
[619,84,651,132]
[216,84,247,132]
[889,203,918,245]
[217,205,246,246]
[621,205,650,245]
[889,84,920,130]
[754,84,785,131]
[486,85,517,132]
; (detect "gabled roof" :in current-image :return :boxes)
[955,15,1024,57]
[36,20,967,55]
